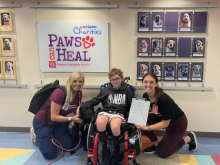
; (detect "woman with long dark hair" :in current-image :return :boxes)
[135,72,197,158]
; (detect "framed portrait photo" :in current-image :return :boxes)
[192,38,205,58]
[177,62,189,81]
[138,12,150,32]
[1,36,14,56]
[0,60,3,79]
[150,62,163,81]
[3,60,16,79]
[179,12,193,32]
[137,38,150,57]
[152,12,164,32]
[0,11,12,31]
[164,62,176,81]
[137,62,149,80]
[190,63,204,82]
[151,38,163,57]
[164,38,177,57]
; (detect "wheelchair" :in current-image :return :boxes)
[86,81,142,165]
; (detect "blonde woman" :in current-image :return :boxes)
[32,71,84,159]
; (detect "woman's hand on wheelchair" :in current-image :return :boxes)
[73,115,83,123]
[135,124,146,131]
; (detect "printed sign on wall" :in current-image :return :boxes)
[3,60,16,79]
[192,38,205,57]
[164,62,176,81]
[138,12,150,32]
[191,63,204,82]
[1,36,14,56]
[37,22,109,72]
[150,62,163,81]
[137,38,150,57]
[0,11,12,31]
[177,62,189,81]
[137,62,149,80]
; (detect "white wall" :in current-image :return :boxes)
[0,0,219,132]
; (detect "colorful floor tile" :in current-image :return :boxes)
[0,133,220,165]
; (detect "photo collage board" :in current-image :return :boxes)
[137,62,204,82]
[137,37,205,58]
[137,11,206,82]
[0,11,16,80]
[138,11,207,33]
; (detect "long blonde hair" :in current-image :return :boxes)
[65,71,85,103]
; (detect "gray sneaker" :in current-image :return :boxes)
[30,127,37,146]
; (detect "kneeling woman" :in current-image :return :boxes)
[135,73,197,159]
[32,71,84,159]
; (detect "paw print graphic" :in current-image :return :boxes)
[82,36,95,49]
[49,61,56,68]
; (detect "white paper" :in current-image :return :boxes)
[128,98,150,126]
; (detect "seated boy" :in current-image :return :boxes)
[84,68,133,165]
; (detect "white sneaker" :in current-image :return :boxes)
[30,127,37,146]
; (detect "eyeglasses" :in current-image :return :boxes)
[110,77,121,82]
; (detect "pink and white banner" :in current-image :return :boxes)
[37,22,109,72]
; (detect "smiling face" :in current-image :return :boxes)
[142,75,158,96]
[110,74,123,90]
[71,76,84,91]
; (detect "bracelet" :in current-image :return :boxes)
[148,125,151,132]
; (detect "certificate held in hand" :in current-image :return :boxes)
[128,97,150,126]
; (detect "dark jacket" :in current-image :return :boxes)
[89,82,133,118]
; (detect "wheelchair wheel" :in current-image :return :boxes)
[87,122,96,150]
[134,130,142,156]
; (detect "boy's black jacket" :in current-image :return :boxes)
[88,82,133,118]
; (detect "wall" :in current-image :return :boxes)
[0,0,219,133]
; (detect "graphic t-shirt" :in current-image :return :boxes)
[148,92,184,122]
[35,88,82,125]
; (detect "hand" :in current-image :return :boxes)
[135,124,147,131]
[72,115,83,124]
[76,106,80,115]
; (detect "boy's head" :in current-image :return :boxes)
[108,68,124,89]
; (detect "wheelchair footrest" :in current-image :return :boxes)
[87,149,94,158]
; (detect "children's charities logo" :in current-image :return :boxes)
[48,25,100,68]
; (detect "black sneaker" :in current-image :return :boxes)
[143,144,157,154]
[110,150,123,165]
[101,149,111,165]
[187,132,197,151]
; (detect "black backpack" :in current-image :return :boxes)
[28,80,66,124]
